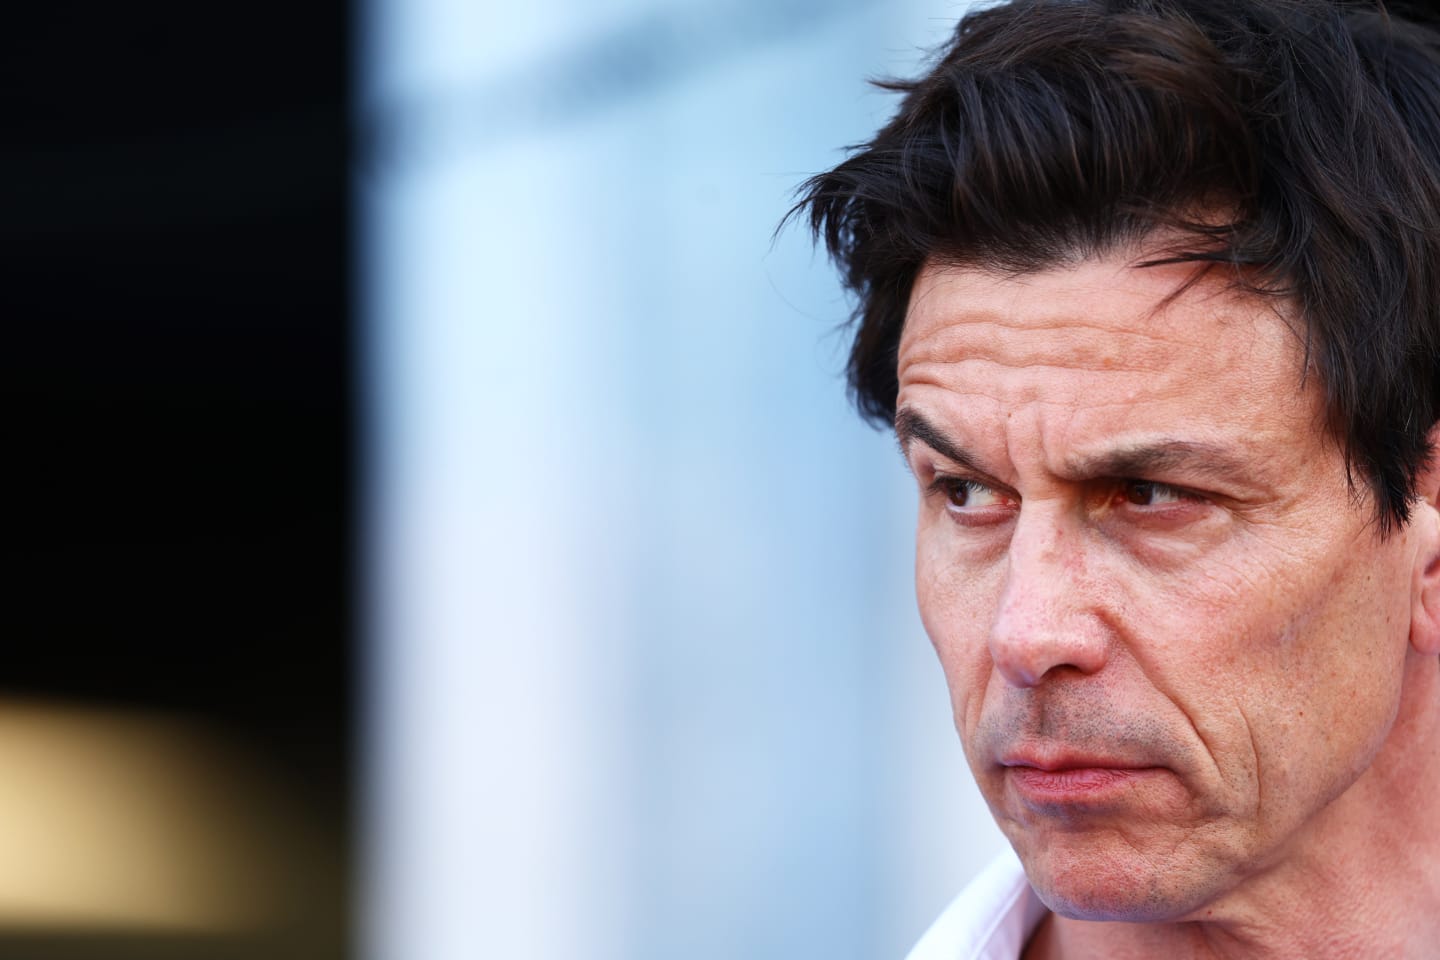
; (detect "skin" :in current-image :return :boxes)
[895,250,1440,959]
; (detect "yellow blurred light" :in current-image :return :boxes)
[0,699,309,935]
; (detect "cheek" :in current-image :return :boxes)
[915,526,1004,731]
[1266,543,1412,774]
[1133,534,1412,805]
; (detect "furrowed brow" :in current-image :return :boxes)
[896,408,1259,492]
[894,408,989,475]
[1064,442,1253,487]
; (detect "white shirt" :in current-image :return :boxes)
[905,850,1050,960]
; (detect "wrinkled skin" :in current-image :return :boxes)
[896,252,1440,958]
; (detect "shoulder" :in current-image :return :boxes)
[904,849,1049,960]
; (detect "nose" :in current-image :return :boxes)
[988,507,1112,687]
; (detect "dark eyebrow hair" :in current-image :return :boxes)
[895,407,1261,490]
[1062,441,1257,488]
[1067,443,1232,479]
[894,408,989,474]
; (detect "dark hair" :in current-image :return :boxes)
[791,0,1440,532]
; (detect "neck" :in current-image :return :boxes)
[1032,655,1440,960]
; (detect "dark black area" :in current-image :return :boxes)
[1392,1,1440,26]
[2,0,350,954]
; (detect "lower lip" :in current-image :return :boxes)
[1008,766,1159,805]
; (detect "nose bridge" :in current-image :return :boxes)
[989,502,1108,687]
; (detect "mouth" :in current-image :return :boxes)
[1000,751,1167,809]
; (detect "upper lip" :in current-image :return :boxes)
[999,748,1157,771]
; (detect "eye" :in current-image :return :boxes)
[934,476,1010,512]
[1118,479,1202,507]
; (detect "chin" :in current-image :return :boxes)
[1020,844,1217,924]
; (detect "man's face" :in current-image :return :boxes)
[896,253,1424,922]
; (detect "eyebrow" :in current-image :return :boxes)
[894,408,990,475]
[894,407,1260,489]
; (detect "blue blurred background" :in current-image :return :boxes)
[358,1,1004,958]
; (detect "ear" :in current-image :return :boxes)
[1411,426,1440,656]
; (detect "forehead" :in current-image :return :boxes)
[896,257,1316,456]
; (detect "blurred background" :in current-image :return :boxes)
[7,0,1002,958]
[359,1,1004,957]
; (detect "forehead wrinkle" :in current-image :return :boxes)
[898,317,1190,382]
[900,265,1279,386]
[909,353,1174,379]
[898,357,1166,414]
[908,310,1191,344]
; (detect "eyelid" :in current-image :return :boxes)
[927,473,1016,511]
[906,443,1013,491]
[1153,481,1200,502]
[1117,478,1209,505]
[918,460,1213,519]
[924,471,980,493]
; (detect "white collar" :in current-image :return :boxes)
[905,849,1049,960]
